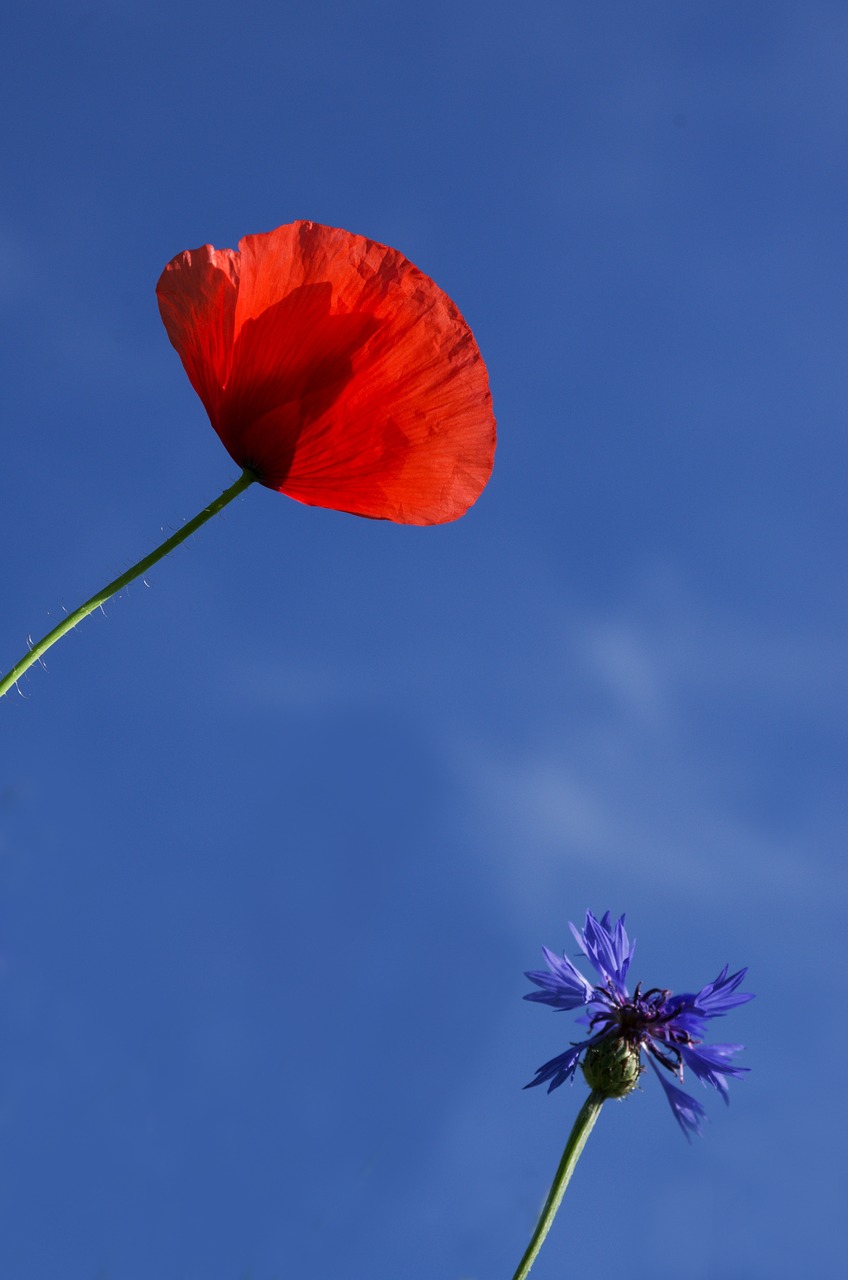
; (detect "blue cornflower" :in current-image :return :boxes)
[524,910,753,1139]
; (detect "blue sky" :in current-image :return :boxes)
[1,2,846,1277]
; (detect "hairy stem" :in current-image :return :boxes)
[0,469,256,699]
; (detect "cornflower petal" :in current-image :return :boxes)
[524,946,594,1011]
[672,968,754,1033]
[648,1059,707,1141]
[570,910,634,993]
[524,1043,588,1093]
[157,221,496,526]
[692,965,754,1016]
[679,1043,749,1102]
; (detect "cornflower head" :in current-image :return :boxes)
[524,909,753,1138]
[511,912,753,1280]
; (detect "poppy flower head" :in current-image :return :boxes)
[157,221,496,525]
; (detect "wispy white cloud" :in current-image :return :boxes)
[448,562,847,909]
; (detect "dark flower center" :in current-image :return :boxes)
[588,980,696,1080]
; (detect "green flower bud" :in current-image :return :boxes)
[581,1035,643,1099]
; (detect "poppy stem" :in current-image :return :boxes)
[510,1090,604,1280]
[0,468,256,699]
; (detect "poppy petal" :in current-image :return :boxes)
[156,245,239,427]
[156,222,496,525]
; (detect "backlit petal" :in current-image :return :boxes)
[156,245,239,427]
[156,222,496,525]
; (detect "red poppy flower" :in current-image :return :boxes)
[156,221,496,525]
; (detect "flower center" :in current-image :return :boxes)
[588,980,697,1080]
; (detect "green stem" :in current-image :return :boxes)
[0,469,256,699]
[511,1091,604,1280]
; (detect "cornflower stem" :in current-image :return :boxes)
[0,468,256,699]
[510,1090,605,1280]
